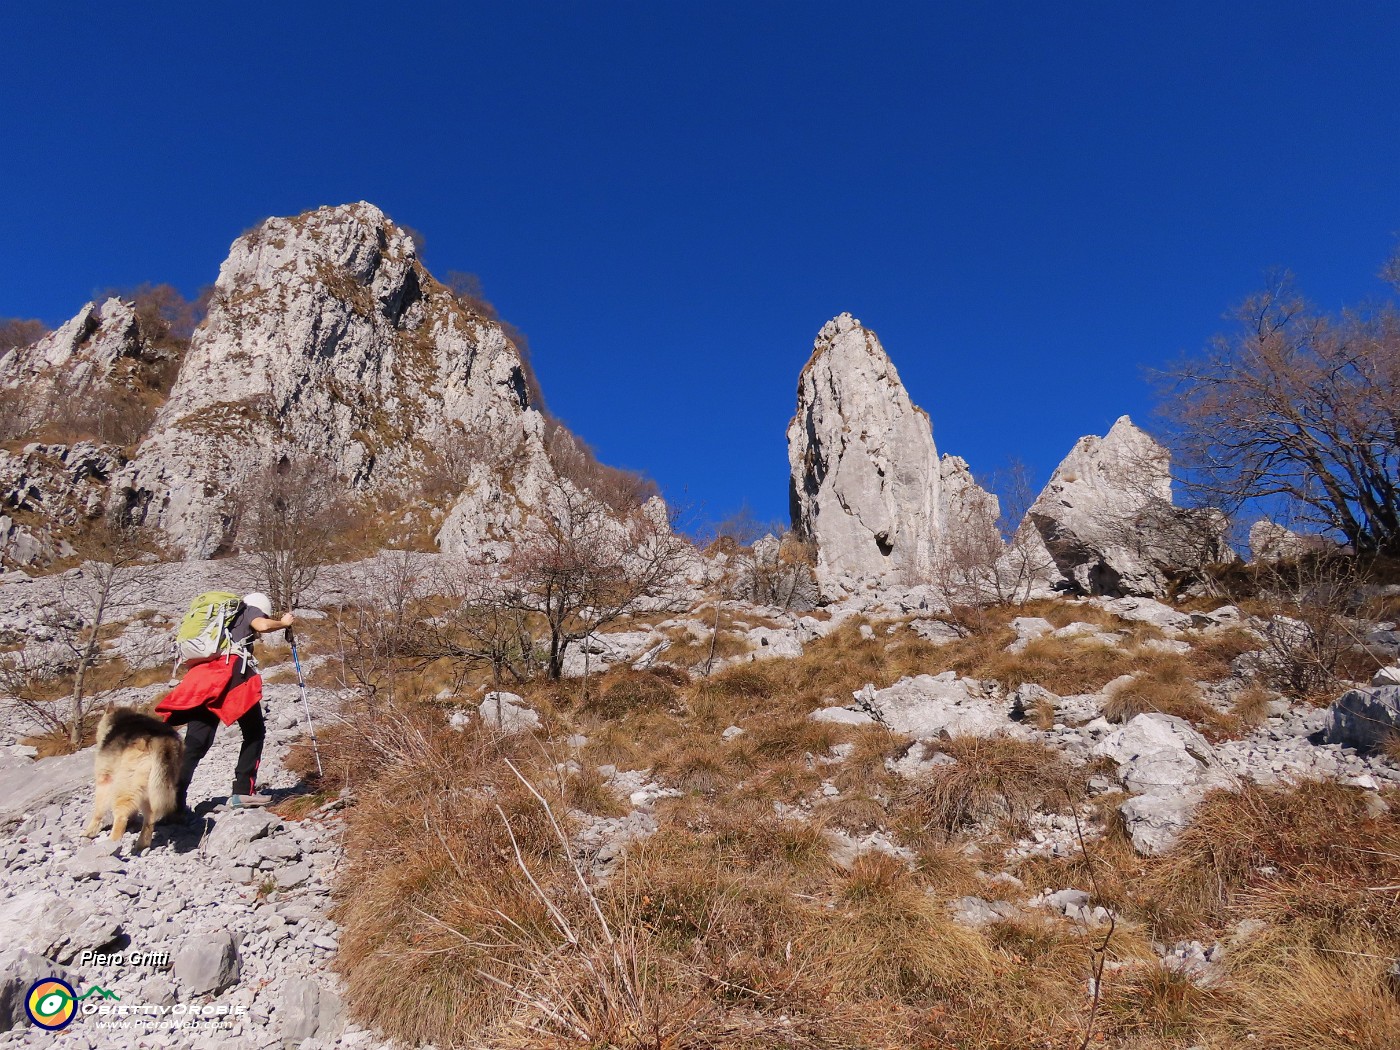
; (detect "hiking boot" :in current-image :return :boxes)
[227,793,273,809]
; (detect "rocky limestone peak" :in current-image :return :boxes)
[116,201,554,557]
[0,298,148,393]
[1026,416,1228,596]
[787,313,942,596]
[1036,415,1172,510]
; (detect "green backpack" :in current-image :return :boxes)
[175,591,242,667]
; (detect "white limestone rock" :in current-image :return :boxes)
[1322,686,1400,752]
[1096,595,1194,632]
[853,672,1010,739]
[172,929,241,996]
[1094,712,1236,855]
[0,297,154,393]
[1025,416,1231,597]
[1092,713,1222,792]
[0,949,71,1032]
[115,202,560,557]
[0,442,126,568]
[787,314,942,597]
[1249,520,1315,562]
[479,691,542,734]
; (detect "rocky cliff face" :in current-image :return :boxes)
[0,298,184,566]
[1025,416,1230,596]
[787,314,943,596]
[114,203,559,557]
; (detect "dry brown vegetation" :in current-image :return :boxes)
[301,590,1400,1049]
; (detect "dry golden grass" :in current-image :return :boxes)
[1185,626,1262,678]
[659,616,752,669]
[1209,931,1400,1049]
[1100,666,1241,740]
[1382,730,1400,766]
[1098,963,1228,1044]
[319,594,1400,1049]
[579,668,686,720]
[1230,682,1275,728]
[1139,780,1400,939]
[897,736,1086,840]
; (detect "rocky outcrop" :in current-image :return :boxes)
[938,454,1000,546]
[1249,520,1315,563]
[787,314,942,596]
[1322,686,1400,752]
[1025,416,1231,597]
[0,442,127,568]
[115,202,560,557]
[0,298,142,391]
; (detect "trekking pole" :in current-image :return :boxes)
[286,628,325,779]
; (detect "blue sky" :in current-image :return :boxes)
[3,3,1398,527]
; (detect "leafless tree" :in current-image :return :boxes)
[241,457,349,614]
[1161,268,1400,555]
[503,481,690,680]
[0,519,162,745]
[334,551,428,708]
[426,558,540,686]
[935,459,1059,605]
[0,317,48,353]
[741,532,819,611]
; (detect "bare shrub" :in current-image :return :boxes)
[415,422,495,503]
[333,551,429,708]
[504,480,689,679]
[0,317,48,352]
[0,387,34,441]
[0,518,163,747]
[240,457,350,614]
[543,420,658,515]
[425,556,540,687]
[104,282,211,347]
[741,531,819,610]
[936,459,1059,604]
[1244,553,1377,697]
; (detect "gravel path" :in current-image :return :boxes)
[0,677,389,1049]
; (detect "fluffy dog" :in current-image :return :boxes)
[83,706,184,851]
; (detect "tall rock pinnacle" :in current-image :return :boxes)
[787,314,942,596]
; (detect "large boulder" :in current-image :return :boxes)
[851,672,1009,738]
[1322,686,1400,752]
[172,930,241,996]
[787,314,942,596]
[1025,416,1231,597]
[0,949,71,1032]
[1093,713,1235,854]
[1249,520,1316,563]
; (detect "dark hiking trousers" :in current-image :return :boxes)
[166,701,266,806]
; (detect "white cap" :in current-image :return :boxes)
[243,592,272,617]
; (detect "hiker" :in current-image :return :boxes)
[155,592,293,817]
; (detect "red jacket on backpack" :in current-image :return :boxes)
[154,656,263,726]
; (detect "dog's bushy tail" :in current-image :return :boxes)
[148,736,183,820]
